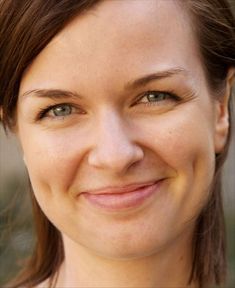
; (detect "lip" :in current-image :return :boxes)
[80,180,163,211]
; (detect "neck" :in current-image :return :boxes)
[55,229,198,288]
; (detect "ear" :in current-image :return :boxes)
[214,68,235,153]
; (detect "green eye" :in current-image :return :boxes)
[51,104,72,117]
[143,91,172,103]
[37,103,86,121]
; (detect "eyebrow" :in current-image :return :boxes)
[125,67,187,90]
[21,89,81,100]
[21,67,188,100]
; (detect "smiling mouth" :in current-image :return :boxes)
[80,180,164,211]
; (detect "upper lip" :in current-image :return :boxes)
[80,180,162,195]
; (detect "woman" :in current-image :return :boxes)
[0,0,234,287]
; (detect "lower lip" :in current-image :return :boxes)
[81,181,163,211]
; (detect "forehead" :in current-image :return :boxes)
[20,0,201,94]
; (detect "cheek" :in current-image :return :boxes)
[137,108,216,204]
[19,125,90,202]
[140,110,214,167]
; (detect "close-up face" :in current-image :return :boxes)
[16,0,226,259]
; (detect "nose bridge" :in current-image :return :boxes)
[100,109,128,147]
[88,109,143,172]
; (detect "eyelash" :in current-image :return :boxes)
[135,90,180,106]
[36,90,180,120]
[36,103,79,120]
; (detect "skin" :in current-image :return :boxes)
[15,0,232,287]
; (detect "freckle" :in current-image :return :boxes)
[179,255,184,262]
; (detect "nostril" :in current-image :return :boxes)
[88,112,144,172]
[87,139,144,172]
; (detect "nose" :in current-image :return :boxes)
[88,110,144,175]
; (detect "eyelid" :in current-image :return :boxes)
[36,102,83,120]
[35,90,182,120]
[135,90,181,104]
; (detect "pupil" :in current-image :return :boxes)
[148,94,163,102]
[54,105,71,116]
[148,93,164,102]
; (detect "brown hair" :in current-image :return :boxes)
[0,0,234,287]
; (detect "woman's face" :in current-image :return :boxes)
[17,0,227,258]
